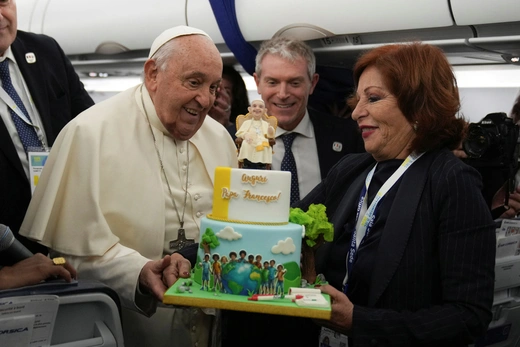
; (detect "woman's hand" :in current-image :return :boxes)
[317,284,354,335]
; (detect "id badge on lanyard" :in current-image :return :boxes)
[319,327,349,346]
[320,153,424,346]
[0,73,49,194]
[342,152,424,294]
[28,151,50,194]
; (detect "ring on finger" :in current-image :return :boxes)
[52,257,66,266]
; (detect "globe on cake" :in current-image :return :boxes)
[194,167,304,296]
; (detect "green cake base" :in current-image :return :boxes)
[163,274,331,320]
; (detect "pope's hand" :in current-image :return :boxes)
[139,254,191,301]
[162,252,192,288]
[139,256,171,300]
[316,284,354,335]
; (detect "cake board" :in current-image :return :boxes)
[163,275,331,320]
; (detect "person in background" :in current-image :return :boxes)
[253,36,364,203]
[208,80,233,127]
[300,42,495,346]
[20,26,238,347]
[454,94,520,219]
[0,0,94,259]
[223,64,250,128]
[487,94,520,219]
[208,64,249,131]
[308,65,356,119]
[0,253,76,290]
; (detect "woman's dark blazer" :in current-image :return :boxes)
[297,149,496,347]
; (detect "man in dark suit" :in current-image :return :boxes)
[221,36,364,347]
[252,36,364,203]
[0,0,94,259]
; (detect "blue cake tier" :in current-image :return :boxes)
[195,217,304,296]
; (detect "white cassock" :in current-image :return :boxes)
[20,84,238,347]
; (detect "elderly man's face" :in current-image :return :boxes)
[146,35,223,141]
[0,0,18,55]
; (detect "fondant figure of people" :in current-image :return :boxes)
[220,255,228,293]
[235,100,275,169]
[211,254,222,293]
[254,254,263,269]
[248,254,255,265]
[238,250,247,263]
[229,251,237,263]
[275,264,286,295]
[268,259,277,294]
[199,253,211,290]
[261,261,270,294]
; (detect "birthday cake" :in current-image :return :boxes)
[194,167,304,296]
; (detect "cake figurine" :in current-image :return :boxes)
[235,100,277,170]
[211,254,223,294]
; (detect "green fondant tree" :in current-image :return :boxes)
[200,227,220,254]
[289,204,333,284]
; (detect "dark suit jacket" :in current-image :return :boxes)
[0,31,94,259]
[298,149,496,346]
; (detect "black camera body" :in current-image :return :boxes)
[463,112,520,171]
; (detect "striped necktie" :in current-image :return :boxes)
[0,59,41,153]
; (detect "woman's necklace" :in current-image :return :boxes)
[140,87,191,250]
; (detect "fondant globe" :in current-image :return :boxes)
[221,261,262,295]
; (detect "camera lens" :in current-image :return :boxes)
[463,125,491,158]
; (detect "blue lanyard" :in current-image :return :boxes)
[343,152,424,294]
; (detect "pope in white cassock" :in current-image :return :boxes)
[20,26,238,347]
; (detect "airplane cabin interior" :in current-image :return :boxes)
[3,0,520,346]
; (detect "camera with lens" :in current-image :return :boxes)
[463,112,520,219]
[463,112,520,171]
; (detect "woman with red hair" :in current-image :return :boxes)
[299,42,495,346]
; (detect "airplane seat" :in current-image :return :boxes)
[472,219,520,347]
[0,279,124,347]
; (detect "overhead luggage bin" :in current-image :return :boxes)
[17,0,186,56]
[188,0,454,43]
[16,0,520,68]
[451,0,520,25]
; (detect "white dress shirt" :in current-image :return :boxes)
[0,47,48,178]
